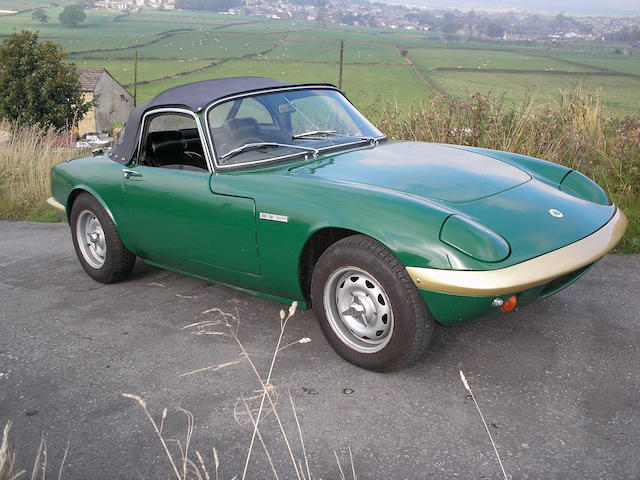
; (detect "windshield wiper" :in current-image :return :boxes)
[220,142,318,161]
[359,136,382,146]
[292,130,341,139]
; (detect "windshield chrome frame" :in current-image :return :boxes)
[136,107,215,172]
[203,85,386,171]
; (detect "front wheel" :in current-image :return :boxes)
[70,193,135,284]
[311,235,433,372]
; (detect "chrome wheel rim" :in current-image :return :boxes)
[323,266,394,353]
[76,210,106,269]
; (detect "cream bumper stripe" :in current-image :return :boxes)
[406,207,627,296]
[46,197,66,215]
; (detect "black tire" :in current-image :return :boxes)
[311,234,433,372]
[70,193,135,284]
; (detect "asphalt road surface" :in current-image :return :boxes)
[1,221,639,479]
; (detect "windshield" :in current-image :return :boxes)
[207,88,384,167]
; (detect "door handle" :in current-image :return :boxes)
[122,168,142,179]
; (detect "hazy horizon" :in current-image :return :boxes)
[387,0,639,17]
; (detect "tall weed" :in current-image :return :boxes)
[0,121,74,220]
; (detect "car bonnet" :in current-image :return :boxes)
[289,141,531,203]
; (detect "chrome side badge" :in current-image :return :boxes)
[259,212,289,223]
[549,209,563,218]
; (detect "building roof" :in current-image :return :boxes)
[77,68,106,92]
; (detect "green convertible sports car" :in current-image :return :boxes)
[48,77,627,371]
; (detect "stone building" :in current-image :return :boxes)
[77,68,134,135]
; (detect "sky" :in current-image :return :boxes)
[390,0,639,16]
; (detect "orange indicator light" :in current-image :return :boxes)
[501,295,517,312]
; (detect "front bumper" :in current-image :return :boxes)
[406,207,627,297]
[46,197,67,220]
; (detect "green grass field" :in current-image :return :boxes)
[428,70,640,116]
[1,7,638,118]
[0,9,180,52]
[408,47,599,72]
[68,58,214,86]
[544,53,640,75]
[269,38,404,64]
[81,31,279,60]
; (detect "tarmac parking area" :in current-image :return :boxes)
[1,220,639,479]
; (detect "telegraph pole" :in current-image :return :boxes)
[133,50,138,107]
[338,40,344,89]
[315,0,326,30]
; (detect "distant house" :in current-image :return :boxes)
[77,68,134,135]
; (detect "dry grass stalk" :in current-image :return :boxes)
[121,395,216,480]
[195,451,210,480]
[130,302,353,479]
[121,394,185,480]
[288,391,311,480]
[124,302,310,479]
[178,358,244,377]
[233,303,305,480]
[233,389,279,427]
[56,439,69,480]
[1,421,25,480]
[212,448,219,480]
[459,370,508,480]
[184,303,315,480]
[195,306,303,479]
[332,448,357,480]
[238,396,279,480]
[29,436,46,480]
[348,447,356,480]
[0,422,68,480]
[333,450,346,480]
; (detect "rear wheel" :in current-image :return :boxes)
[70,193,135,284]
[311,235,433,371]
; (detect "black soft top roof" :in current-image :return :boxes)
[109,77,294,164]
[145,76,292,112]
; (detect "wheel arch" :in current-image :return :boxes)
[298,227,363,305]
[68,187,117,225]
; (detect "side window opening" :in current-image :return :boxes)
[140,112,208,172]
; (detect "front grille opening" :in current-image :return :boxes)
[540,263,595,298]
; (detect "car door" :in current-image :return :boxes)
[119,109,261,276]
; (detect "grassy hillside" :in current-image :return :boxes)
[2,8,638,117]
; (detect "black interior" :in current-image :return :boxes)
[144,129,207,171]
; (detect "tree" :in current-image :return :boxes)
[32,8,49,23]
[487,22,505,38]
[0,31,94,128]
[59,4,86,28]
[442,21,460,34]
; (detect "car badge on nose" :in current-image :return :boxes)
[549,209,563,218]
